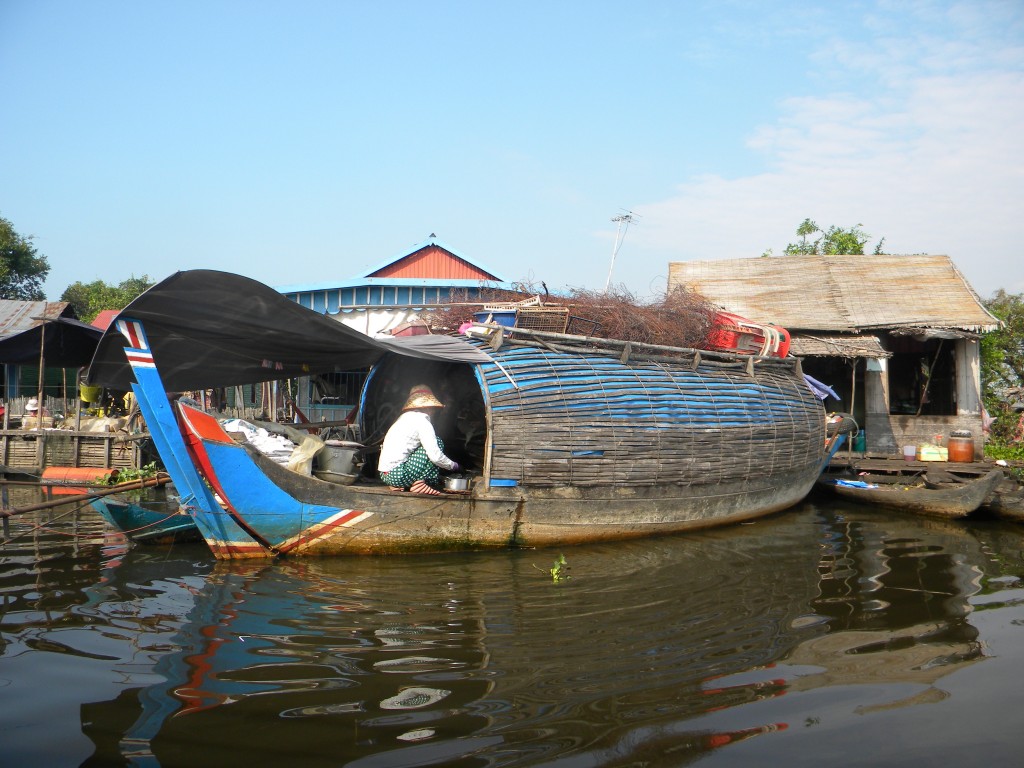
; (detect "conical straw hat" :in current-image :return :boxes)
[402,384,444,410]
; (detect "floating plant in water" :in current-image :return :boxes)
[535,553,570,583]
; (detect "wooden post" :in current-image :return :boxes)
[35,315,48,473]
[75,369,83,432]
[37,307,47,420]
[955,338,982,415]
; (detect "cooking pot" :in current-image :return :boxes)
[444,475,470,491]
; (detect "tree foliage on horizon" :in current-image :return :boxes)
[60,276,155,323]
[0,214,50,300]
[982,290,1024,392]
[981,290,1024,459]
[765,218,886,256]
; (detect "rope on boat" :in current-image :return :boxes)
[111,509,184,536]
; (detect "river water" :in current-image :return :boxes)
[1,487,1023,767]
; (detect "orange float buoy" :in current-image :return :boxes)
[41,466,117,495]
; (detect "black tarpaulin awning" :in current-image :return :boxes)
[86,269,493,391]
[0,316,103,367]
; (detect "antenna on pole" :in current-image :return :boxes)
[604,210,639,291]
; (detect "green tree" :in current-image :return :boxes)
[982,290,1024,396]
[981,290,1024,461]
[782,218,885,256]
[60,276,155,323]
[0,214,50,299]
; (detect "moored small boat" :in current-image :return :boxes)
[979,474,1024,521]
[89,487,202,545]
[818,468,1003,519]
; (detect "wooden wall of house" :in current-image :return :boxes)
[0,430,143,474]
[862,337,985,459]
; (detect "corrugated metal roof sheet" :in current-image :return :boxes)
[669,254,999,333]
[359,238,507,282]
[368,243,499,281]
[91,309,120,331]
[789,334,891,358]
[0,300,73,340]
[275,238,512,295]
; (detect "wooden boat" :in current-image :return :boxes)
[89,487,202,545]
[980,474,1024,521]
[86,270,835,559]
[818,467,1003,518]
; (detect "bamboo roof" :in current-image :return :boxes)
[788,334,890,359]
[669,254,999,334]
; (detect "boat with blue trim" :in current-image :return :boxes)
[87,270,837,559]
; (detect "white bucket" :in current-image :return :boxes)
[902,445,916,462]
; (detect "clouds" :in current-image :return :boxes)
[629,1,1024,298]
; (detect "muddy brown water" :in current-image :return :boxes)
[1,487,1023,767]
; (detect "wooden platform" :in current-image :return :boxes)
[828,453,1002,474]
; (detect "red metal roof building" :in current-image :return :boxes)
[277,237,510,315]
[275,237,511,423]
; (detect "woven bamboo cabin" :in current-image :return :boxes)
[359,335,826,495]
[669,254,1000,458]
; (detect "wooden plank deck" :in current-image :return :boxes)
[828,454,998,473]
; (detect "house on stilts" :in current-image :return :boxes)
[669,254,1001,458]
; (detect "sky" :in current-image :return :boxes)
[2,0,1022,303]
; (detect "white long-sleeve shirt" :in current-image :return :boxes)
[377,410,457,473]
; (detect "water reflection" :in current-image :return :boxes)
[2,494,1023,766]
[774,510,986,714]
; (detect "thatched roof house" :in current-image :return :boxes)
[669,254,1000,457]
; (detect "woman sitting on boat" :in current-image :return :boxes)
[378,384,460,495]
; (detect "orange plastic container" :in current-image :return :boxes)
[947,432,975,463]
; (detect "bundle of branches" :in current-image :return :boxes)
[419,282,547,333]
[422,282,717,349]
[562,286,716,348]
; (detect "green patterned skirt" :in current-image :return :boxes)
[379,438,445,489]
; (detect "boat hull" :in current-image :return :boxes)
[187,438,823,556]
[821,469,1003,519]
[980,476,1024,521]
[90,494,202,545]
